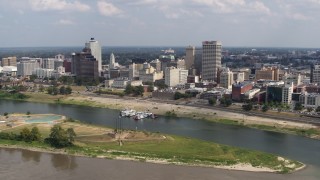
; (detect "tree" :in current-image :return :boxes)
[261,104,269,112]
[31,127,41,141]
[46,125,76,148]
[208,97,217,106]
[3,112,8,116]
[65,86,72,95]
[47,86,59,95]
[307,107,314,112]
[66,128,76,143]
[242,103,253,111]
[124,84,134,95]
[39,85,45,92]
[294,102,303,111]
[220,97,232,107]
[26,111,31,115]
[20,127,32,142]
[134,85,144,96]
[59,86,66,95]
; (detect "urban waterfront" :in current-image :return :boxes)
[0,100,319,179]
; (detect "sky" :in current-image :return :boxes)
[0,0,320,48]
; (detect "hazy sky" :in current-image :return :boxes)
[0,0,320,48]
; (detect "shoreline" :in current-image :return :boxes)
[0,144,306,173]
[1,93,319,139]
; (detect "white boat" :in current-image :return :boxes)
[120,109,136,117]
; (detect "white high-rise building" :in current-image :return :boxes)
[165,67,180,87]
[17,60,39,76]
[202,41,222,81]
[85,38,102,75]
[282,83,293,105]
[109,53,115,69]
[219,68,233,90]
[165,67,188,87]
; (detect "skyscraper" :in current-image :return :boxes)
[201,41,222,81]
[85,38,102,74]
[185,46,195,70]
[311,64,320,84]
[109,53,115,69]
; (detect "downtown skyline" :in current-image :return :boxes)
[1,0,320,48]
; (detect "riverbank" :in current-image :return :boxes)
[1,92,319,139]
[0,114,304,173]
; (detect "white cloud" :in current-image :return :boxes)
[191,0,271,15]
[97,1,123,17]
[57,19,75,25]
[29,0,90,12]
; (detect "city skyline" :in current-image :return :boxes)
[1,0,320,48]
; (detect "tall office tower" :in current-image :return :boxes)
[85,38,102,74]
[311,64,320,84]
[185,46,195,70]
[71,48,99,79]
[109,53,115,69]
[202,41,222,81]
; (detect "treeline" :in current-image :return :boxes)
[47,86,72,95]
[124,84,144,96]
[0,125,76,148]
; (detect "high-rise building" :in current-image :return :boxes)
[219,68,233,90]
[2,57,17,67]
[311,64,320,84]
[185,46,195,70]
[282,83,293,105]
[165,67,180,87]
[109,53,115,69]
[71,48,99,79]
[85,38,102,74]
[42,58,55,69]
[17,60,40,76]
[202,41,222,81]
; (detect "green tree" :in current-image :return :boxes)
[66,128,76,143]
[220,97,232,107]
[261,104,269,112]
[208,97,217,106]
[31,127,41,141]
[124,84,134,95]
[26,111,31,115]
[59,86,66,95]
[47,86,59,95]
[20,127,32,142]
[294,102,303,111]
[134,85,144,96]
[46,125,76,148]
[39,84,45,92]
[3,112,8,116]
[65,86,72,94]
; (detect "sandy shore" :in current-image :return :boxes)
[66,95,317,130]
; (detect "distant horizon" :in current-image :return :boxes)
[0,45,319,50]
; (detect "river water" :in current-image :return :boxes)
[0,100,320,179]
